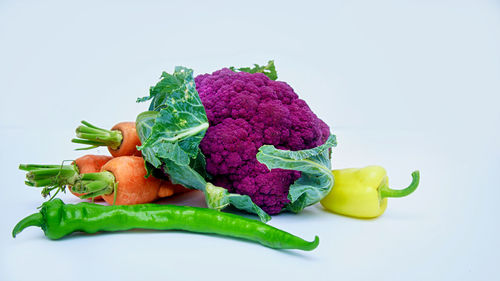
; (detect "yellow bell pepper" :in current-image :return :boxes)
[320,166,419,218]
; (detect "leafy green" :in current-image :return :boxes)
[229,60,278,80]
[161,158,208,191]
[256,134,337,213]
[136,66,198,111]
[136,67,209,168]
[228,194,271,222]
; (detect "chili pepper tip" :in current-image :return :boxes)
[12,213,43,238]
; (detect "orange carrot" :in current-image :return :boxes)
[74,154,113,174]
[73,156,183,205]
[72,121,141,157]
[107,122,141,157]
[158,180,191,197]
[100,156,159,205]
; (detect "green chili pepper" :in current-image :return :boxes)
[12,199,319,251]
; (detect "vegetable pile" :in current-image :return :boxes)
[13,60,420,250]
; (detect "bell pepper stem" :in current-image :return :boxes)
[380,170,420,199]
[12,213,43,238]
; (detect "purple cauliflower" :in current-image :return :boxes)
[195,69,330,214]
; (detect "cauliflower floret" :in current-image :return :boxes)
[196,69,329,214]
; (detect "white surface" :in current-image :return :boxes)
[1,1,499,280]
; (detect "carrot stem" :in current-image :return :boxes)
[19,164,64,171]
[72,120,123,150]
[72,171,116,198]
[29,178,59,187]
[27,167,77,180]
[24,165,79,184]
[20,163,80,198]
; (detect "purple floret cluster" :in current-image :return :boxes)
[196,69,330,214]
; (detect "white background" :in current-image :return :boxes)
[1,0,499,280]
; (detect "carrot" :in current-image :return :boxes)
[74,154,112,174]
[73,156,182,205]
[71,121,141,157]
[158,180,192,197]
[108,122,141,157]
[19,154,112,200]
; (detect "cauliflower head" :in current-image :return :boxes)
[196,68,330,214]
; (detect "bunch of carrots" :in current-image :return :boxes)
[20,121,189,205]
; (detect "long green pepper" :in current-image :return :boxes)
[12,199,319,251]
